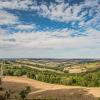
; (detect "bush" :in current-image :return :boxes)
[14,70,23,76]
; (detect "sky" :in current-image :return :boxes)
[0,0,100,58]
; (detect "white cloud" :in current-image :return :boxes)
[35,0,99,23]
[55,0,64,3]
[0,0,33,10]
[0,28,99,50]
[0,10,18,25]
[16,24,36,30]
[0,26,100,58]
[87,28,100,37]
[38,3,81,22]
[0,29,7,40]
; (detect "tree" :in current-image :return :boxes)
[27,72,36,79]
[19,86,31,100]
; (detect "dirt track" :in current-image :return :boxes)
[2,76,100,100]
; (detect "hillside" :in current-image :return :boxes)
[1,76,100,100]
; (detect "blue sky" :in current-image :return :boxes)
[0,0,100,58]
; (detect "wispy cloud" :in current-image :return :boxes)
[35,0,100,24]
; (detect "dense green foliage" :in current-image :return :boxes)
[2,63,100,87]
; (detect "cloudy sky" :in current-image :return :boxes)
[0,0,100,58]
